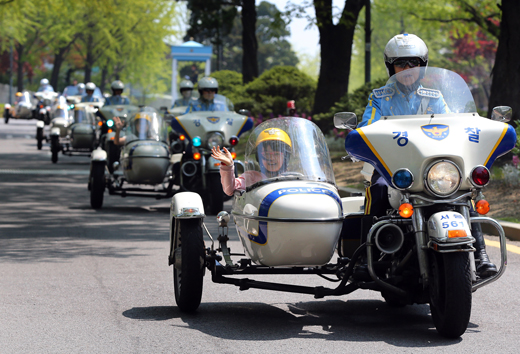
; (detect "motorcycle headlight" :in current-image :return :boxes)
[425,160,461,197]
[207,132,224,149]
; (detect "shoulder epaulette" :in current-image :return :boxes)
[372,87,395,98]
[417,88,441,98]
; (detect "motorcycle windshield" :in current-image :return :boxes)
[18,92,31,104]
[243,117,335,190]
[54,108,68,119]
[63,86,80,96]
[199,94,233,112]
[37,85,54,93]
[126,107,168,143]
[73,109,93,125]
[379,67,476,117]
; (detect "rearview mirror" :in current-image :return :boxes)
[334,112,357,131]
[238,109,251,116]
[491,106,512,123]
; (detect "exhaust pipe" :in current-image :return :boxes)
[181,161,197,177]
[374,224,404,254]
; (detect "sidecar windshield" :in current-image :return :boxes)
[125,107,168,143]
[380,67,477,117]
[243,117,335,190]
[73,108,94,125]
[17,92,31,103]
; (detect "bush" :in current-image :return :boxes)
[501,164,520,187]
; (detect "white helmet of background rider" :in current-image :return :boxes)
[383,33,428,77]
[197,77,218,95]
[85,82,96,91]
[40,78,49,86]
[111,80,125,91]
[180,79,194,91]
[78,83,85,94]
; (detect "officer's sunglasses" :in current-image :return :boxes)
[394,58,421,68]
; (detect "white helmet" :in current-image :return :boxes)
[198,77,218,93]
[40,78,49,86]
[85,82,96,91]
[384,33,428,77]
[111,80,125,90]
[180,79,194,90]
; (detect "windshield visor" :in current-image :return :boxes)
[126,109,167,143]
[74,109,93,124]
[381,67,477,116]
[243,117,335,189]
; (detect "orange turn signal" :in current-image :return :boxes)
[476,200,490,215]
[231,152,237,160]
[448,229,468,238]
[193,152,201,160]
[110,136,115,140]
[179,135,185,141]
[98,121,103,126]
[398,203,414,218]
[108,129,113,133]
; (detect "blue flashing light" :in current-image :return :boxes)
[192,136,202,147]
[106,119,114,127]
[393,169,413,189]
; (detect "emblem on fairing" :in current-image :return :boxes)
[207,117,220,124]
[421,124,449,140]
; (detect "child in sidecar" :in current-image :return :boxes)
[211,127,292,195]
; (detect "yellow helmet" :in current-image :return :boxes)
[133,112,152,122]
[15,92,23,97]
[255,128,292,148]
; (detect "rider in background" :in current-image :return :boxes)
[211,127,292,196]
[37,78,54,92]
[105,80,130,106]
[81,82,101,103]
[171,79,194,109]
[184,77,226,113]
[360,33,496,278]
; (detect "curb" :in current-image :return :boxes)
[337,187,520,242]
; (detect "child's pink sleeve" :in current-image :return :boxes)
[219,164,245,196]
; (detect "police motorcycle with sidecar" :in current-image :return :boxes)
[46,95,75,162]
[89,107,174,209]
[4,91,35,124]
[47,101,103,162]
[169,94,254,215]
[34,88,59,125]
[168,67,517,339]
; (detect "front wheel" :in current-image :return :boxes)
[4,109,9,124]
[90,163,106,209]
[206,173,224,215]
[51,136,59,163]
[36,127,43,150]
[173,218,205,312]
[429,252,472,338]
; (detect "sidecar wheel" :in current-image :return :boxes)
[90,163,105,209]
[36,128,43,150]
[429,252,472,338]
[173,218,205,313]
[206,173,224,215]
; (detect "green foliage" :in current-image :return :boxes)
[210,70,245,103]
[313,78,387,132]
[511,120,520,157]
[245,66,316,116]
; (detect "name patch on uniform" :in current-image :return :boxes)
[372,87,395,99]
[417,88,441,99]
[207,117,220,124]
[421,124,449,140]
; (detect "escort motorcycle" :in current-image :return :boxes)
[4,91,35,124]
[167,68,516,339]
[46,96,74,162]
[169,94,253,214]
[34,90,58,125]
[89,107,173,209]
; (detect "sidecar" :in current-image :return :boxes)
[4,91,35,124]
[169,94,254,214]
[89,106,173,209]
[169,117,354,313]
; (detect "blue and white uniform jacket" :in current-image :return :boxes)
[105,95,130,106]
[184,99,227,114]
[359,83,450,127]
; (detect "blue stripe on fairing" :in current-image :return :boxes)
[237,117,254,137]
[345,129,393,185]
[247,187,342,245]
[485,124,517,169]
[170,117,190,140]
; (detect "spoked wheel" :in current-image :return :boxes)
[173,218,205,312]
[51,136,59,163]
[36,127,43,150]
[429,252,472,338]
[206,173,224,215]
[90,162,106,209]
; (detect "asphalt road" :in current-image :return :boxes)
[1,119,520,353]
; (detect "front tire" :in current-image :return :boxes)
[36,128,43,150]
[429,252,472,338]
[4,109,9,124]
[51,136,59,163]
[90,163,105,209]
[173,218,205,312]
